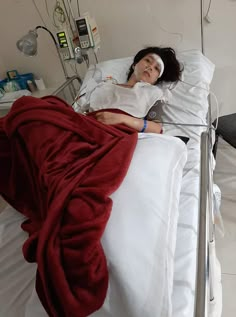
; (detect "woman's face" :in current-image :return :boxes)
[133,54,161,84]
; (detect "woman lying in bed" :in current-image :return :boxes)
[0,46,183,317]
[80,46,182,134]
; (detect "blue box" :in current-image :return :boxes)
[0,73,35,91]
[0,79,7,90]
[18,73,35,89]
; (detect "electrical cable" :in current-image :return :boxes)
[45,0,50,20]
[69,62,79,77]
[158,120,214,129]
[61,0,74,34]
[200,0,205,55]
[31,3,58,58]
[32,0,47,27]
[205,0,212,18]
[76,0,81,17]
[157,22,183,47]
[146,3,183,47]
[199,0,218,147]
[93,51,99,64]
[65,0,79,41]
[53,1,66,28]
[67,0,76,25]
[179,79,219,129]
[86,56,90,68]
[45,0,58,28]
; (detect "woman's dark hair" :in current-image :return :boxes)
[127,46,183,85]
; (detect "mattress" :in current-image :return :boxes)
[155,51,220,317]
[75,50,216,315]
[172,138,222,317]
[172,141,201,317]
[0,133,187,317]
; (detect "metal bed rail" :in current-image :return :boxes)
[194,106,215,317]
[196,1,218,314]
[52,75,82,104]
[194,131,210,317]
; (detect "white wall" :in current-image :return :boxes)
[204,0,236,116]
[0,56,6,79]
[71,0,202,60]
[1,0,236,116]
[0,0,77,87]
[0,0,201,86]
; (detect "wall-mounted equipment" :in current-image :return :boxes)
[89,16,101,52]
[75,16,93,49]
[56,30,74,60]
[75,15,100,51]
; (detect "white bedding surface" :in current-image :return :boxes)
[0,208,36,317]
[158,51,217,317]
[0,134,187,317]
[172,140,222,317]
[172,142,201,317]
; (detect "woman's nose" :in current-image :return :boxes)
[145,65,152,71]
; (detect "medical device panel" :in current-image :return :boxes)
[75,16,94,49]
[56,30,74,60]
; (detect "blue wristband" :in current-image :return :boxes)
[140,119,147,132]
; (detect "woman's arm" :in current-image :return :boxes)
[95,112,162,134]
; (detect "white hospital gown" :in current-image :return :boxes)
[77,81,164,118]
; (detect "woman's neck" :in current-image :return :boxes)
[126,76,137,87]
[118,82,135,88]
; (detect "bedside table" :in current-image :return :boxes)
[0,86,63,117]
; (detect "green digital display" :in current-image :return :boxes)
[56,32,68,48]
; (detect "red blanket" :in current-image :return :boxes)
[0,96,137,317]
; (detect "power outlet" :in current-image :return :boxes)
[62,51,70,60]
[60,47,71,60]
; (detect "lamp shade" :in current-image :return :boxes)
[16,30,38,56]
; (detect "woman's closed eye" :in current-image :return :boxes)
[145,58,159,71]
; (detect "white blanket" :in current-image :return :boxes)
[0,134,187,317]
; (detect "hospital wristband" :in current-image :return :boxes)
[140,119,147,132]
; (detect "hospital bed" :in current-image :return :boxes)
[0,50,222,317]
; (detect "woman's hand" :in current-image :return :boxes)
[95,112,127,125]
[95,111,162,134]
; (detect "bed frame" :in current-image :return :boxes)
[51,75,216,317]
[195,104,216,317]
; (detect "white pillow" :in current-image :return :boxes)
[76,50,215,142]
[158,50,215,142]
[80,56,133,92]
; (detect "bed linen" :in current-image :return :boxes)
[172,142,201,316]
[0,49,219,317]
[172,140,222,317]
[0,133,187,317]
[159,53,220,316]
[76,50,219,317]
[0,95,138,317]
[77,50,221,316]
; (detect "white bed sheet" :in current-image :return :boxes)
[72,49,219,317]
[172,142,201,317]
[0,133,187,317]
[156,51,220,317]
[172,141,222,317]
